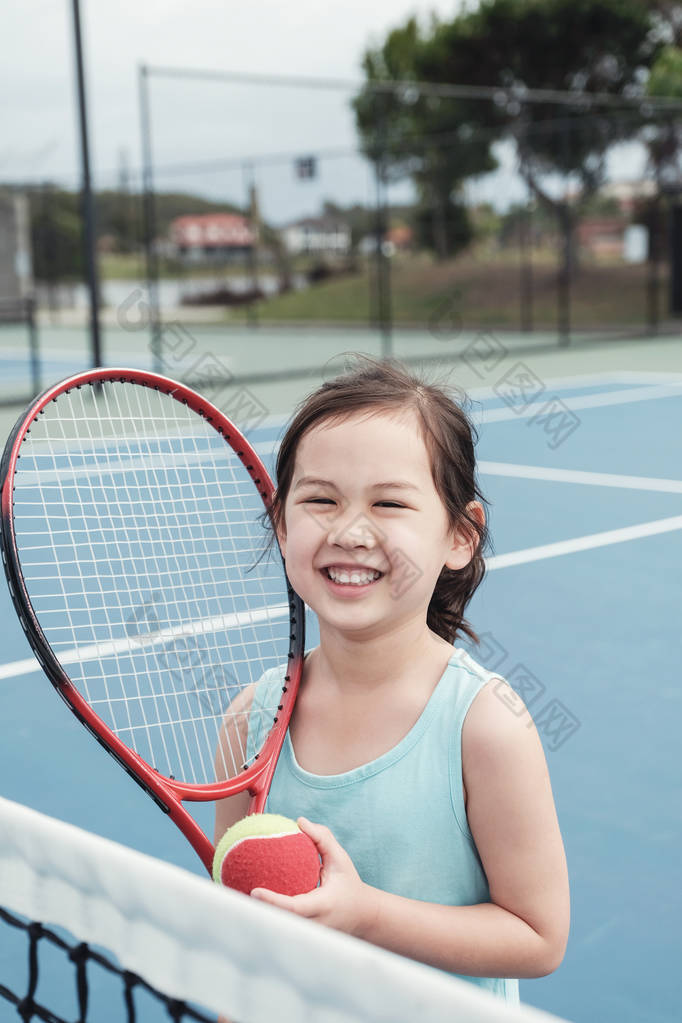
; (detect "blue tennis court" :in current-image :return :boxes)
[1,365,680,1023]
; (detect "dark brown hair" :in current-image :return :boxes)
[264,354,491,646]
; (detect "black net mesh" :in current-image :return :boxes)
[0,907,216,1023]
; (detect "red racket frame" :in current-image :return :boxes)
[0,368,305,875]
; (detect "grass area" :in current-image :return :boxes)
[99,253,146,279]
[99,251,667,331]
[247,255,665,331]
[99,251,327,281]
[99,252,248,280]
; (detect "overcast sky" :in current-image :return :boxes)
[1,0,643,222]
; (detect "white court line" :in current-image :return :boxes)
[255,371,679,436]
[462,370,640,402]
[479,381,682,423]
[479,461,682,494]
[0,655,41,680]
[486,514,682,570]
[257,380,682,450]
[26,378,675,486]
[0,604,290,681]
[608,370,682,386]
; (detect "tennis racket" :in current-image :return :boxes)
[0,368,304,875]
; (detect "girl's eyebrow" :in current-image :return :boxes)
[293,476,419,492]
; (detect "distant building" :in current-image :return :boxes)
[358,235,395,258]
[600,180,656,215]
[360,224,413,256]
[281,217,351,256]
[387,225,413,251]
[577,217,627,259]
[170,213,256,262]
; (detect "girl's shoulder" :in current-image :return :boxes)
[445,645,532,738]
[449,644,504,682]
[446,645,510,699]
[251,662,290,705]
[452,646,535,751]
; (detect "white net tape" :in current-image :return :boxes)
[0,797,572,1023]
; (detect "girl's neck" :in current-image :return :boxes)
[310,623,453,696]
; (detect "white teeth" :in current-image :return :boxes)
[327,568,380,585]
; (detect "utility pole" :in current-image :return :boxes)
[139,64,162,371]
[70,0,102,367]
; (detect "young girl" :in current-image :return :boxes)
[215,356,569,1005]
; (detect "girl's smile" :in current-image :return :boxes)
[321,562,384,595]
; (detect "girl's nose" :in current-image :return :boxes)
[328,511,378,550]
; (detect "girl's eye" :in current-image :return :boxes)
[303,498,406,508]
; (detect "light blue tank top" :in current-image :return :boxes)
[247,646,520,1005]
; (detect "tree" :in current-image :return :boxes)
[96,189,140,253]
[646,44,682,191]
[416,0,661,332]
[642,43,682,323]
[353,18,501,259]
[29,187,83,286]
[641,1,682,47]
[354,0,665,329]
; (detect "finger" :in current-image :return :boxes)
[298,818,353,879]
[249,887,293,908]
[251,887,321,918]
[297,817,342,860]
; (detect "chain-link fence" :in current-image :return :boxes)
[3,68,681,399]
[135,68,682,367]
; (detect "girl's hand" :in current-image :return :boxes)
[250,817,378,939]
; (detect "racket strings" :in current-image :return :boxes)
[143,384,290,780]
[98,382,188,777]
[97,383,216,777]
[12,380,292,786]
[72,385,165,769]
[111,384,261,781]
[108,381,266,784]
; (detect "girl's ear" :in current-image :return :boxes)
[444,501,485,571]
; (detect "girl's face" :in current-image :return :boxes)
[277,408,481,642]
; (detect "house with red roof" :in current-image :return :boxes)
[170,213,257,262]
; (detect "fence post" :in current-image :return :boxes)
[139,64,162,372]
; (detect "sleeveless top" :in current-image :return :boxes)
[246,646,520,1006]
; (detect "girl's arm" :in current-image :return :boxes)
[214,684,255,845]
[252,680,570,979]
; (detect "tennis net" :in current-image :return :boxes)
[0,796,571,1023]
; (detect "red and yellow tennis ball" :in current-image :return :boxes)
[212,814,321,896]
